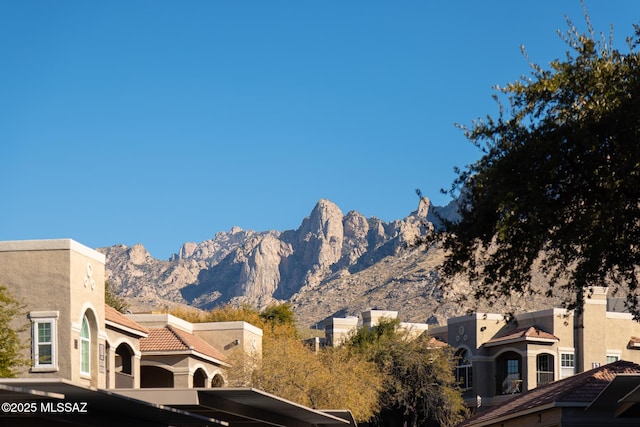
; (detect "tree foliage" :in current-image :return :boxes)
[171,303,382,422]
[345,318,465,427]
[105,281,129,313]
[0,285,28,377]
[441,9,640,317]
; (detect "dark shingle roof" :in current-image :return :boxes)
[458,360,640,427]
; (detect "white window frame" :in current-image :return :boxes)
[455,349,473,390]
[536,353,555,386]
[30,311,59,372]
[80,315,91,377]
[606,351,621,364]
[560,352,575,379]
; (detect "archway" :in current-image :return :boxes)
[211,374,225,388]
[496,351,522,394]
[193,368,207,388]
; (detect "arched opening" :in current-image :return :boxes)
[115,343,133,375]
[536,353,555,386]
[114,343,135,388]
[193,368,207,388]
[455,348,472,390]
[211,374,225,388]
[496,351,522,394]
[141,366,174,388]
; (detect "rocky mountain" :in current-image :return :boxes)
[100,197,562,327]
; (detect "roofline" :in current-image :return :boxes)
[0,239,105,263]
[142,350,230,367]
[105,319,149,338]
[483,336,559,348]
[468,402,556,427]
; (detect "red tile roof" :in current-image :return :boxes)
[483,326,559,347]
[458,360,640,427]
[426,336,449,349]
[140,326,226,363]
[104,305,149,335]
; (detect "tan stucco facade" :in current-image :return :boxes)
[0,239,107,388]
[429,287,640,408]
[0,238,264,393]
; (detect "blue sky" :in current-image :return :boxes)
[1,1,638,260]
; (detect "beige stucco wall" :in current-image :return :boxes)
[192,321,263,359]
[0,239,106,388]
[324,317,359,346]
[105,328,143,388]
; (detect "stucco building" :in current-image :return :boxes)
[428,287,640,408]
[0,238,262,391]
[0,239,353,426]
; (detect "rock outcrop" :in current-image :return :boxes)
[100,197,466,325]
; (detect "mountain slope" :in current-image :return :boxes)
[100,197,563,327]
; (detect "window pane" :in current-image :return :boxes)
[38,344,52,364]
[81,341,90,373]
[561,353,575,367]
[38,323,51,343]
[81,317,89,338]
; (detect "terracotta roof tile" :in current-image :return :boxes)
[104,305,149,335]
[458,360,640,427]
[140,326,226,363]
[426,336,449,349]
[484,326,559,346]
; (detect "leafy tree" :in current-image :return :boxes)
[441,10,640,317]
[345,318,465,427]
[259,303,296,327]
[105,281,129,313]
[171,303,382,422]
[0,285,27,377]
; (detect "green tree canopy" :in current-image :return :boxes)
[441,11,640,317]
[0,285,27,377]
[345,318,465,427]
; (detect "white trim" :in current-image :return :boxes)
[559,351,575,379]
[142,350,229,367]
[80,315,91,376]
[192,321,263,336]
[105,320,148,338]
[29,311,60,319]
[30,314,58,373]
[606,311,634,319]
[0,239,105,263]
[484,336,558,348]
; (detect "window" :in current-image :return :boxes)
[80,315,90,376]
[560,353,575,379]
[30,311,58,372]
[455,349,473,389]
[536,354,554,386]
[497,351,522,394]
[606,354,620,364]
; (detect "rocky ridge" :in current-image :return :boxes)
[100,197,563,327]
